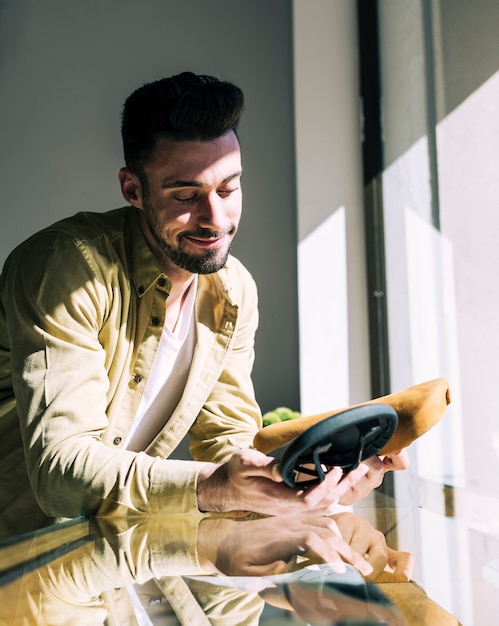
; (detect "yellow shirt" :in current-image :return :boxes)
[0,206,261,538]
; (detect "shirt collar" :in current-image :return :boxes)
[126,206,168,297]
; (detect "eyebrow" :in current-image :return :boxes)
[161,171,242,189]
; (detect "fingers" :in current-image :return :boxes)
[277,521,349,574]
[385,547,414,580]
[270,514,373,577]
[297,464,368,514]
[338,457,385,506]
[333,512,387,578]
[380,449,410,470]
[352,533,387,580]
[338,449,410,506]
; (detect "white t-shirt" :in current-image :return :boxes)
[125,277,197,451]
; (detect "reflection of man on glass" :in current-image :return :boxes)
[0,513,411,625]
[0,72,406,539]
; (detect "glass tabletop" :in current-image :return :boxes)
[2,485,495,626]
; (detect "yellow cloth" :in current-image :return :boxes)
[0,206,261,538]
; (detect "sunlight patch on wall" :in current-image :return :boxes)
[404,208,465,483]
[382,131,464,485]
[436,69,499,499]
[297,207,349,414]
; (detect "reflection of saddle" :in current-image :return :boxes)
[379,580,462,626]
[253,378,451,457]
[282,542,461,625]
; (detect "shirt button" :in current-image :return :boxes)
[158,277,167,287]
[113,437,122,446]
[151,316,160,326]
[133,374,143,383]
[138,285,145,295]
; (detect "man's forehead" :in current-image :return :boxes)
[145,132,242,181]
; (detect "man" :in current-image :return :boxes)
[0,72,405,539]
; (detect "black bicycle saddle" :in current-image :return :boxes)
[269,404,398,488]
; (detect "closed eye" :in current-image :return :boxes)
[174,193,199,204]
[174,188,238,203]
[218,187,239,198]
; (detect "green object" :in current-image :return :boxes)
[262,407,301,427]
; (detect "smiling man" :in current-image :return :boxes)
[0,73,400,543]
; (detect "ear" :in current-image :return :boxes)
[118,167,143,208]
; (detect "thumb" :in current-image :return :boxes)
[236,448,284,483]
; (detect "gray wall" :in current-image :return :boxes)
[0,0,299,413]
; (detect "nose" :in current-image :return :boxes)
[197,192,230,231]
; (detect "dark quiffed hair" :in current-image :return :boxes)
[121,71,245,176]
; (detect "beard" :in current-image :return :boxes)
[143,199,235,275]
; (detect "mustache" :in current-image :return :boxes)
[179,226,236,239]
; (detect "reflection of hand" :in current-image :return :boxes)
[377,547,414,583]
[339,450,410,505]
[197,448,369,516]
[198,514,373,578]
[332,512,414,582]
[332,512,388,579]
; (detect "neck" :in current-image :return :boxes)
[165,273,196,333]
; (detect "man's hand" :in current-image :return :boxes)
[338,449,409,506]
[197,448,369,517]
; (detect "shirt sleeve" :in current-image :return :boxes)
[0,231,205,518]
